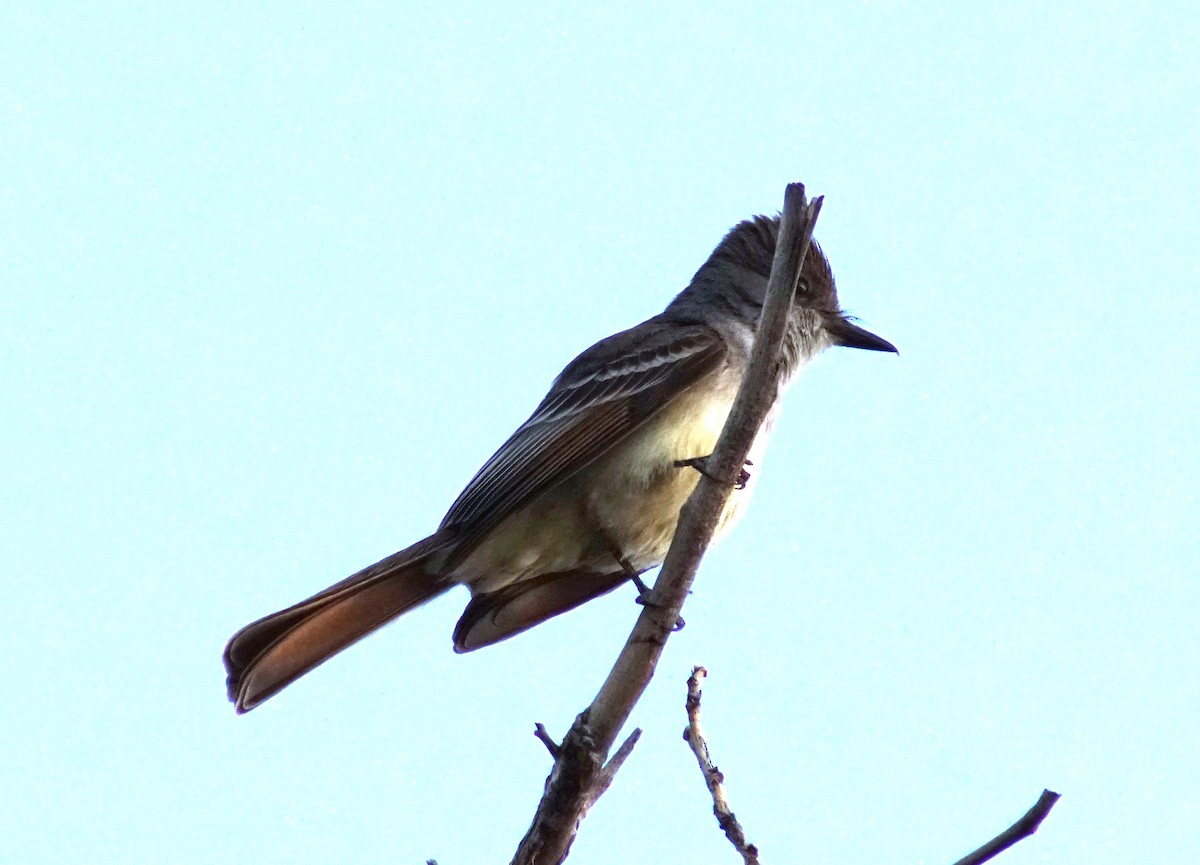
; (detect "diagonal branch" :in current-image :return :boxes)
[951,790,1061,865]
[510,183,823,865]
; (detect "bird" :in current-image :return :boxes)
[224,213,896,713]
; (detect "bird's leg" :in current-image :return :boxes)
[599,532,685,632]
[674,455,753,490]
[630,572,686,633]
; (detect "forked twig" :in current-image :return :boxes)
[509,184,823,865]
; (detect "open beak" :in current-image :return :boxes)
[826,317,898,354]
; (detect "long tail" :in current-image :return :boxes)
[224,531,455,713]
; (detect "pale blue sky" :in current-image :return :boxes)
[3,3,1197,863]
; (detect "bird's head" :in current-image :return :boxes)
[673,214,897,359]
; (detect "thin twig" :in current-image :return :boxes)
[683,667,760,865]
[951,790,1061,865]
[533,723,561,759]
[509,184,822,865]
[582,728,643,812]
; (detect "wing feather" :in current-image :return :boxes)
[439,319,726,551]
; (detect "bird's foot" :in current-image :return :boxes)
[674,455,753,490]
[630,573,685,632]
[603,535,686,632]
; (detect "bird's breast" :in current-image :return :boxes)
[585,371,775,570]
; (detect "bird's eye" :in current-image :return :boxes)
[796,278,810,296]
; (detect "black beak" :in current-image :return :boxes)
[826,317,898,354]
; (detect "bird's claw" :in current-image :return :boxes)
[630,574,685,631]
[674,455,753,490]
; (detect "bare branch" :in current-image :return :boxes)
[510,184,822,865]
[951,790,1061,865]
[683,666,760,864]
[533,723,561,759]
[583,728,643,812]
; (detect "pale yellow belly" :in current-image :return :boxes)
[452,371,774,593]
[584,372,772,571]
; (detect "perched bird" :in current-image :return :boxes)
[224,214,895,712]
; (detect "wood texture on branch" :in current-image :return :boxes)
[509,183,823,865]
